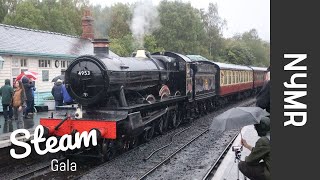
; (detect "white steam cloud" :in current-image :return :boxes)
[130,0,160,48]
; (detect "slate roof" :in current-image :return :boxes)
[0,23,118,59]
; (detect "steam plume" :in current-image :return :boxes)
[130,0,160,48]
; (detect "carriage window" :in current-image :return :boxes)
[231,71,233,84]
[237,71,239,83]
[242,72,244,82]
[228,71,231,84]
[232,72,235,84]
[224,71,228,85]
[245,72,248,82]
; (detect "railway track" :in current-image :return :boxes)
[138,128,209,180]
[201,132,239,180]
[11,157,66,180]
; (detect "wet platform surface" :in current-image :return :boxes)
[0,111,53,148]
[212,125,259,180]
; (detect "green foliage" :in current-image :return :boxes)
[144,35,165,53]
[108,3,132,39]
[110,34,135,57]
[222,40,256,65]
[3,0,87,35]
[153,1,208,56]
[224,29,270,67]
[3,0,45,29]
[0,0,269,67]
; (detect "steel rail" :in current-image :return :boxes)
[201,131,240,180]
[138,129,209,180]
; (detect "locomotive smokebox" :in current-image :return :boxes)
[92,38,110,58]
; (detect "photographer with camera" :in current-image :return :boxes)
[239,116,270,180]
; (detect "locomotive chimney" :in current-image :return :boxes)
[92,38,110,58]
[81,8,94,40]
[133,49,151,58]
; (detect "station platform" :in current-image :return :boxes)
[212,125,260,180]
[0,111,53,148]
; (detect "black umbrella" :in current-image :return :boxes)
[52,75,65,82]
[210,106,270,132]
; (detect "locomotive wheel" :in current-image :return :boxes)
[101,139,115,162]
[130,136,139,149]
[143,124,155,142]
[171,110,182,128]
[157,115,168,134]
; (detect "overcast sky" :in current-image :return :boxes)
[90,0,270,41]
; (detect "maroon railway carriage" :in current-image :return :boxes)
[251,66,268,89]
[214,62,253,97]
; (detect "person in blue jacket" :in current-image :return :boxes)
[62,82,73,105]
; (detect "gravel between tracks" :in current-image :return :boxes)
[80,98,256,180]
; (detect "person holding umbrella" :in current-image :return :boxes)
[210,107,270,180]
[239,116,270,180]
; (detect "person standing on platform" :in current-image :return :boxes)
[51,79,63,108]
[11,80,27,129]
[0,79,14,121]
[62,82,73,105]
[22,77,35,119]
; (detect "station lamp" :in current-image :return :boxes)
[0,56,4,70]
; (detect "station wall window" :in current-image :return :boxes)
[61,60,66,68]
[20,59,27,67]
[42,70,49,81]
[39,59,51,68]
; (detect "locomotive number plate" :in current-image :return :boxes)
[77,70,91,76]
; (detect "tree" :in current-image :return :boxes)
[153,1,208,56]
[0,0,20,22]
[231,29,270,66]
[221,40,256,65]
[110,34,135,57]
[200,3,226,59]
[108,3,132,39]
[3,0,45,30]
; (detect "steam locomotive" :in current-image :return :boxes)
[40,39,268,160]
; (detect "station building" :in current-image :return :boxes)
[0,9,118,112]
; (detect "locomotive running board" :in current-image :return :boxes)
[117,96,186,112]
[128,108,168,130]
